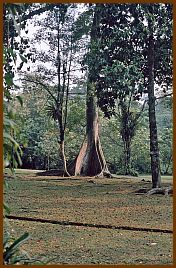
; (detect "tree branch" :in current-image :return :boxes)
[64,37,73,131]
[21,77,57,102]
[155,92,173,100]
[20,4,55,22]
[134,99,147,122]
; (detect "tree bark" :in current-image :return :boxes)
[74,83,109,177]
[59,141,69,176]
[55,12,70,177]
[164,154,172,175]
[123,140,131,175]
[72,5,110,177]
[119,99,133,175]
[57,123,70,176]
[147,6,161,188]
[147,186,173,195]
[47,154,50,170]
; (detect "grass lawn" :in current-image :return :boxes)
[4,169,173,265]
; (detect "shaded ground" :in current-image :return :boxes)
[4,169,173,264]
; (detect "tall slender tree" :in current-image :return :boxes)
[21,4,81,175]
[147,5,161,187]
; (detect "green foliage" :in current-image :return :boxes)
[15,87,59,169]
[3,101,23,170]
[156,97,173,174]
[88,4,173,117]
[3,229,47,265]
[3,3,33,94]
[72,6,92,41]
[3,4,48,265]
[4,3,172,179]
[131,127,151,173]
[100,109,151,175]
[65,97,86,160]
[15,88,86,169]
[159,128,172,175]
[3,232,30,265]
[15,89,168,176]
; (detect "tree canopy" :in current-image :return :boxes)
[3,3,173,183]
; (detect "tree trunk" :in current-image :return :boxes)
[72,5,110,177]
[164,154,172,175]
[58,126,70,176]
[59,140,69,176]
[123,140,131,175]
[119,99,133,175]
[147,7,161,188]
[55,13,70,177]
[43,156,47,170]
[74,83,110,177]
[47,154,50,170]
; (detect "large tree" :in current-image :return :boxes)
[73,4,110,177]
[93,3,172,187]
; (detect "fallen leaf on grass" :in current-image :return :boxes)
[147,242,157,246]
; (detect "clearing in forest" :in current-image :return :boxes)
[4,169,173,265]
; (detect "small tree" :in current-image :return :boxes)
[117,98,146,175]
[22,4,82,175]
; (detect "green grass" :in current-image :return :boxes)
[7,220,172,264]
[139,174,173,182]
[4,169,173,265]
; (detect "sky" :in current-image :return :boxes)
[15,4,88,93]
[13,3,172,100]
